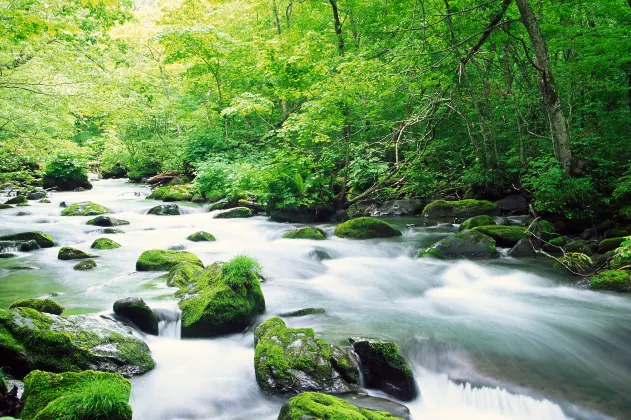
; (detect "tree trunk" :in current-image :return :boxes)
[329,0,345,56]
[515,0,573,176]
[272,0,282,35]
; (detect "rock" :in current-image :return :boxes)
[283,226,326,240]
[59,201,67,208]
[21,370,132,420]
[334,217,402,239]
[0,307,155,378]
[146,171,180,185]
[147,184,193,202]
[0,232,54,248]
[60,202,113,216]
[39,199,51,203]
[588,270,631,292]
[238,198,265,213]
[254,317,359,394]
[279,308,326,318]
[167,245,186,250]
[213,207,253,219]
[0,374,22,418]
[598,237,626,253]
[605,228,629,239]
[186,231,216,242]
[565,239,598,255]
[420,230,498,260]
[278,392,404,420]
[580,228,598,240]
[268,208,333,223]
[365,200,422,217]
[459,215,496,231]
[494,195,528,215]
[470,225,527,247]
[147,204,180,216]
[191,194,206,203]
[422,199,498,219]
[17,240,39,252]
[86,216,130,227]
[508,239,536,258]
[496,217,512,226]
[91,238,121,250]
[58,247,97,260]
[8,299,64,315]
[0,253,16,259]
[136,250,203,271]
[349,337,417,401]
[308,249,332,261]
[177,258,265,337]
[74,259,97,270]
[43,175,92,192]
[166,262,203,288]
[16,211,31,216]
[0,204,13,209]
[4,196,27,205]
[102,162,128,179]
[338,393,411,419]
[25,191,46,200]
[90,228,125,234]
[113,298,159,335]
[333,210,350,222]
[207,198,232,211]
[547,236,567,248]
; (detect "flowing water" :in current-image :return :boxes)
[1,179,630,420]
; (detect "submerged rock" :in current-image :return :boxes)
[166,262,203,288]
[420,230,498,260]
[136,250,203,271]
[86,216,130,227]
[459,215,496,231]
[58,247,98,260]
[91,238,121,250]
[90,228,125,234]
[8,298,64,315]
[279,308,326,318]
[278,392,404,420]
[308,249,332,261]
[186,231,216,242]
[74,259,97,270]
[113,298,159,335]
[0,232,54,248]
[471,225,527,247]
[334,217,402,239]
[213,207,253,219]
[283,226,326,240]
[147,204,180,216]
[60,201,113,216]
[422,199,498,219]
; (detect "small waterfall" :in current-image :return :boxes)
[154,303,182,339]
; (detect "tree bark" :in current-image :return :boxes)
[329,0,345,56]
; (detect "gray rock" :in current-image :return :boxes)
[113,297,159,336]
[420,231,498,260]
[147,204,180,216]
[494,195,528,215]
[496,217,512,226]
[508,239,536,258]
[580,228,598,240]
[86,216,130,227]
[365,200,422,217]
[307,249,332,261]
[26,190,46,200]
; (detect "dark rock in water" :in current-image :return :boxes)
[565,239,598,255]
[5,196,27,205]
[9,298,64,315]
[269,208,333,223]
[339,392,411,419]
[86,216,130,227]
[494,195,528,215]
[0,204,13,209]
[58,246,98,260]
[113,297,159,335]
[0,253,17,259]
[146,171,180,186]
[470,225,527,247]
[17,240,39,252]
[168,245,186,250]
[147,204,180,216]
[349,337,417,401]
[333,210,350,223]
[26,190,46,200]
[459,215,496,231]
[284,226,326,240]
[186,231,216,242]
[279,308,326,318]
[43,175,92,192]
[59,201,67,208]
[16,211,31,216]
[365,200,422,217]
[278,392,404,420]
[0,232,54,248]
[90,228,125,234]
[238,198,265,213]
[580,228,598,240]
[508,239,536,258]
[74,259,97,270]
[213,207,253,219]
[7,265,37,270]
[496,217,512,226]
[39,199,51,203]
[91,238,120,250]
[308,249,332,261]
[420,230,498,260]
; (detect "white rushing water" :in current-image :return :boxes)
[1,179,630,419]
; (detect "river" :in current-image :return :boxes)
[1,179,630,419]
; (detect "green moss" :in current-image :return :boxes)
[0,204,14,209]
[334,217,402,239]
[606,228,629,238]
[186,231,216,242]
[148,184,193,202]
[147,204,181,216]
[5,196,28,205]
[459,215,496,231]
[279,308,326,318]
[471,225,527,247]
[21,370,132,420]
[113,298,158,335]
[213,207,253,219]
[9,299,64,315]
[74,259,97,270]
[60,202,113,216]
[418,247,444,259]
[0,232,55,248]
[548,237,567,247]
[588,270,631,292]
[58,247,97,261]
[422,199,498,219]
[420,230,497,260]
[136,250,203,271]
[283,226,327,240]
[565,239,598,254]
[91,238,121,250]
[166,262,203,287]
[221,255,262,287]
[278,392,402,420]
[598,237,626,253]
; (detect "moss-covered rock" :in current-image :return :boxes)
[279,308,326,318]
[459,215,496,231]
[60,202,113,216]
[186,231,216,242]
[565,239,598,255]
[58,247,97,260]
[21,370,132,420]
[74,259,97,270]
[334,217,402,239]
[9,299,64,315]
[471,225,528,247]
[213,207,253,219]
[588,270,631,292]
[148,184,193,202]
[420,230,498,260]
[278,392,403,420]
[147,204,180,216]
[349,337,417,401]
[254,317,359,395]
[548,236,567,247]
[166,262,203,288]
[598,237,626,253]
[605,228,629,239]
[0,204,13,209]
[86,216,130,227]
[4,196,27,205]
[177,259,265,337]
[283,226,327,240]
[91,238,121,250]
[136,250,203,271]
[422,199,498,219]
[113,298,158,336]
[0,307,155,378]
[0,232,54,248]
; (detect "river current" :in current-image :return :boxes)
[1,179,630,419]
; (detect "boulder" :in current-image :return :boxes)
[471,225,528,247]
[113,298,159,336]
[147,204,180,216]
[74,259,97,270]
[565,239,598,255]
[177,259,265,337]
[146,171,180,186]
[58,247,97,260]
[349,337,417,401]
[21,370,132,420]
[207,198,232,212]
[186,231,216,242]
[494,195,528,215]
[60,202,113,216]
[167,244,186,250]
[308,249,332,261]
[459,215,496,231]
[605,228,629,239]
[334,217,402,239]
[588,270,630,292]
[278,392,404,420]
[147,184,193,202]
[0,204,13,209]
[279,308,326,318]
[283,226,326,240]
[496,217,512,226]
[422,199,498,219]
[213,207,253,219]
[254,317,359,394]
[90,228,125,234]
[0,253,16,259]
[86,216,130,227]
[598,237,626,253]
[43,175,92,192]
[16,211,31,216]
[268,208,334,223]
[136,250,203,271]
[580,228,598,240]
[508,239,536,258]
[420,230,498,260]
[8,299,64,315]
[238,198,265,213]
[0,232,54,248]
[166,262,203,288]
[0,307,155,378]
[91,238,121,250]
[25,190,46,200]
[4,196,27,205]
[333,210,350,223]
[365,200,422,217]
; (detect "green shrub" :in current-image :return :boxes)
[221,255,261,288]
[43,152,87,183]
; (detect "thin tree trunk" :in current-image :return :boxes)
[329,0,345,56]
[272,0,282,35]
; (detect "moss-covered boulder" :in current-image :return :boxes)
[278,392,403,420]
[283,226,326,240]
[166,262,203,288]
[0,307,155,378]
[598,237,626,253]
[4,196,27,205]
[91,238,121,250]
[349,337,417,401]
[605,228,629,239]
[471,225,527,247]
[21,370,132,420]
[148,184,193,202]
[136,250,203,271]
[147,204,180,216]
[74,259,97,270]
[113,298,159,336]
[213,207,253,219]
[0,232,54,248]
[254,317,359,395]
[0,204,13,209]
[60,202,113,216]
[420,230,498,260]
[588,270,631,292]
[334,217,402,239]
[86,216,130,227]
[186,231,216,242]
[422,199,498,219]
[548,236,567,248]
[58,247,97,260]
[8,299,64,315]
[459,215,496,231]
[565,239,598,255]
[177,257,265,337]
